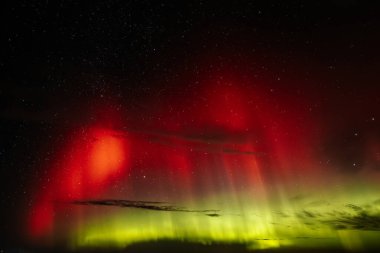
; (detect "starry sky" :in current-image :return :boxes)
[1,1,380,252]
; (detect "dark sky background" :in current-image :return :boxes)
[1,0,380,249]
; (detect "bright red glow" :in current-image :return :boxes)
[88,129,127,184]
[27,77,319,240]
[28,124,130,238]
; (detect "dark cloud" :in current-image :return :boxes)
[295,200,380,231]
[323,210,380,231]
[72,198,380,230]
[71,199,220,217]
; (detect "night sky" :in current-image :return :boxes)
[1,1,380,252]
